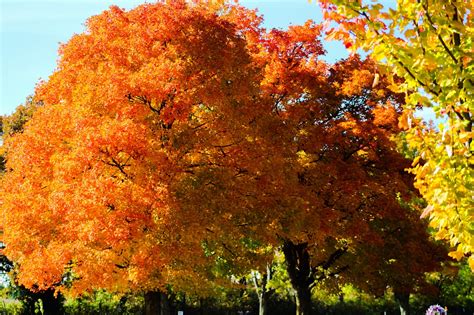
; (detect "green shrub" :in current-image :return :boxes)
[64,291,143,315]
[0,298,23,315]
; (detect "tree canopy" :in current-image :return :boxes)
[317,0,473,269]
[0,1,452,315]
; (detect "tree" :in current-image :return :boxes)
[250,264,276,315]
[430,262,474,311]
[257,52,445,314]
[342,201,447,315]
[0,1,261,312]
[173,13,447,311]
[316,0,474,269]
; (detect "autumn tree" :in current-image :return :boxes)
[1,2,263,313]
[172,12,448,312]
[317,0,474,269]
[251,49,447,314]
[341,201,447,315]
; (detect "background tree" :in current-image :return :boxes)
[430,262,474,312]
[316,0,474,268]
[0,97,66,315]
[174,12,448,312]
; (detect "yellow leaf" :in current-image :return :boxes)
[372,73,380,88]
[420,204,433,219]
[398,110,410,129]
[435,229,447,240]
[448,250,464,261]
[469,256,474,271]
[412,156,421,167]
[446,145,453,157]
[459,132,472,142]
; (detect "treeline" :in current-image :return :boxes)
[1,262,473,314]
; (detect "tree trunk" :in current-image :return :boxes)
[394,292,410,315]
[145,291,161,315]
[144,290,173,315]
[258,296,265,315]
[282,239,313,315]
[199,298,205,315]
[160,291,171,315]
[258,292,267,315]
[39,288,63,315]
[293,285,312,315]
[252,264,275,315]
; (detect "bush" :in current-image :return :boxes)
[64,291,143,315]
[0,298,23,315]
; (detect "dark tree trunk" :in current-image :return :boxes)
[145,291,161,315]
[160,291,171,315]
[38,288,63,315]
[199,298,205,315]
[295,286,312,315]
[394,292,410,315]
[282,239,313,315]
[144,291,172,315]
[20,295,37,315]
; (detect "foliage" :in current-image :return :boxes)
[1,96,41,138]
[317,0,474,268]
[0,3,452,315]
[1,0,261,295]
[64,290,143,315]
[264,252,293,298]
[0,95,40,272]
[0,298,23,315]
[428,262,474,310]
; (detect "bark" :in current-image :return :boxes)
[295,286,312,315]
[144,291,173,315]
[38,288,63,315]
[160,291,172,315]
[394,292,410,315]
[258,293,268,315]
[281,239,349,315]
[252,264,275,315]
[145,291,161,315]
[282,240,313,315]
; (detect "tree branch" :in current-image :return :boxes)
[355,10,441,97]
[422,1,458,64]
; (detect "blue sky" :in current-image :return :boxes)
[1,0,348,116]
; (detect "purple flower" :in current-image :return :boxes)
[426,305,447,315]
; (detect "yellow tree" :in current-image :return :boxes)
[316,0,474,268]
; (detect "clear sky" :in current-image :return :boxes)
[0,0,348,116]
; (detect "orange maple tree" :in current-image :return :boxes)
[1,1,262,304]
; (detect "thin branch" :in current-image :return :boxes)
[412,18,426,56]
[107,157,131,178]
[221,242,237,258]
[422,1,458,64]
[317,244,349,270]
[355,10,441,97]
